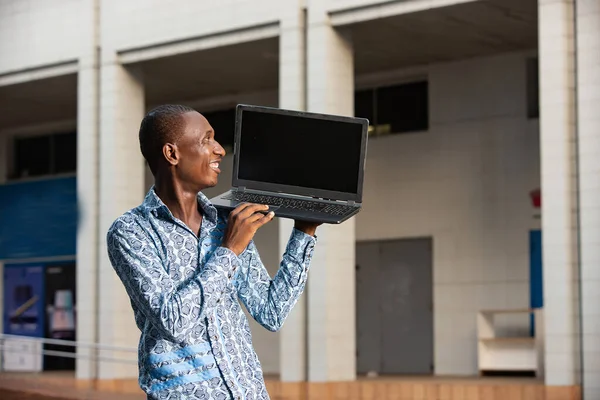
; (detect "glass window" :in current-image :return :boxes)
[355,81,429,137]
[526,57,539,119]
[11,132,76,180]
[203,108,236,150]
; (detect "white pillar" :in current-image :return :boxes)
[576,0,600,398]
[539,0,580,388]
[75,0,100,380]
[278,1,307,382]
[306,2,356,382]
[97,52,146,379]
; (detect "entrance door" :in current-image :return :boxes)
[356,238,433,375]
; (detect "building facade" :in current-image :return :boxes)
[0,0,598,397]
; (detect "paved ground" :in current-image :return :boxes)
[0,372,544,400]
[0,389,62,399]
[0,373,145,400]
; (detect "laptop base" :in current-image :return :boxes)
[210,189,360,224]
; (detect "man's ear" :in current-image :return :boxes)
[162,143,179,167]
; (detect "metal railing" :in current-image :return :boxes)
[0,333,138,370]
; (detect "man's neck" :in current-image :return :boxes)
[154,175,202,233]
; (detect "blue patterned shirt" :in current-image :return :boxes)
[106,188,316,400]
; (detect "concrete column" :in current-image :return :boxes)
[75,0,100,380]
[97,52,145,379]
[278,0,307,382]
[0,134,4,337]
[538,0,581,389]
[575,1,600,398]
[306,2,356,382]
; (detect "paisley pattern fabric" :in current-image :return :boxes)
[106,187,316,400]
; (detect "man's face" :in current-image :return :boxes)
[173,111,226,189]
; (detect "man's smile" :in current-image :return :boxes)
[209,159,221,173]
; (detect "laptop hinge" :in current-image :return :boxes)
[238,186,246,192]
[348,200,356,206]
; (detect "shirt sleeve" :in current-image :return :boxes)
[235,228,317,332]
[106,217,239,343]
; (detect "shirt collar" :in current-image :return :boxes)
[143,186,218,225]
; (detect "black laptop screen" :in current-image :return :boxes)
[237,110,364,195]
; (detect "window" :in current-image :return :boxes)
[202,108,236,151]
[355,81,429,137]
[10,132,76,180]
[526,57,539,119]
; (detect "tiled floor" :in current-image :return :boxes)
[0,372,571,400]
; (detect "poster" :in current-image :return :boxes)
[3,264,45,338]
[44,262,76,370]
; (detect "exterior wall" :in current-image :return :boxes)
[75,0,100,378]
[0,0,83,74]
[278,2,307,382]
[0,0,470,75]
[0,0,562,383]
[356,52,540,375]
[101,0,282,52]
[199,51,541,377]
[94,60,145,380]
[537,0,581,391]
[575,1,600,398]
[326,0,473,14]
[306,2,357,382]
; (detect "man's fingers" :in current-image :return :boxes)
[231,202,252,217]
[253,211,275,228]
[238,203,270,219]
[246,210,268,224]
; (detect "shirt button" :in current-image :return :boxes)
[228,273,232,279]
[212,335,218,341]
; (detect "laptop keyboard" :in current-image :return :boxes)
[222,192,354,216]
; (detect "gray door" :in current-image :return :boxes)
[356,238,433,375]
[356,241,381,373]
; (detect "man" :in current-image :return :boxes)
[106,104,319,400]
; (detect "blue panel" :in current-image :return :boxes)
[0,177,77,260]
[530,230,543,336]
[3,264,45,337]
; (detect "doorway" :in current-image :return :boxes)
[356,238,433,375]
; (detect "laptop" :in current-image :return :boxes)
[210,104,369,224]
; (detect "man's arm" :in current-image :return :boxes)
[106,218,237,343]
[235,228,317,332]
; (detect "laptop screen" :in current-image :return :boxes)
[236,109,364,195]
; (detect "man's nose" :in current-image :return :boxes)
[214,142,226,156]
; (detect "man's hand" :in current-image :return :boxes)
[294,220,321,237]
[223,203,275,255]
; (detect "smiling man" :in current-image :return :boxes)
[106,104,319,400]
